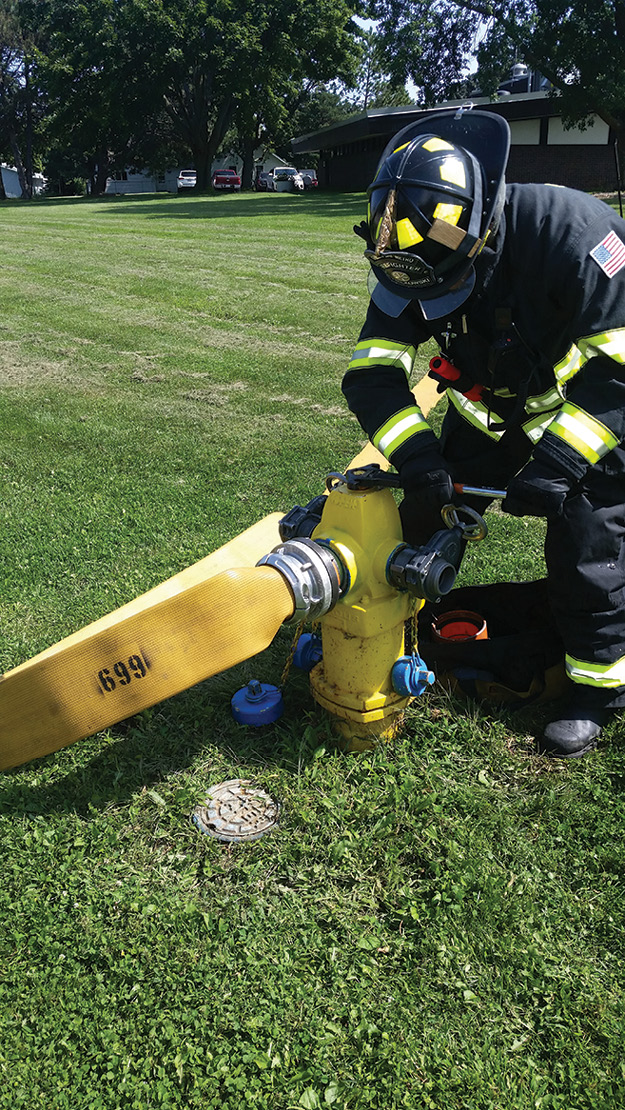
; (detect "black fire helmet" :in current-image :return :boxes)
[359,107,510,318]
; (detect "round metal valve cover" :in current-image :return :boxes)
[191,779,280,843]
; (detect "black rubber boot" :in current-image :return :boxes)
[539,705,610,759]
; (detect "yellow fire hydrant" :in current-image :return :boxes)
[309,478,420,750]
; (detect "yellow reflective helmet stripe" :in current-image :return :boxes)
[396,217,423,249]
[372,405,431,458]
[432,202,463,227]
[577,328,625,365]
[566,652,625,688]
[447,390,506,440]
[547,401,619,464]
[423,138,454,153]
[348,339,416,379]
[439,157,466,188]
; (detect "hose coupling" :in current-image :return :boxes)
[257,538,344,625]
[278,494,327,541]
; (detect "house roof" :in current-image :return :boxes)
[291,91,555,154]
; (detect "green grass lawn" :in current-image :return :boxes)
[0,191,624,1110]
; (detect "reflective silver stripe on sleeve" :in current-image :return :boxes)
[554,344,584,384]
[348,338,417,379]
[577,328,625,365]
[547,402,619,464]
[372,405,431,458]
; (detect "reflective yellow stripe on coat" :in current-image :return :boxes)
[447,390,507,440]
[547,402,619,465]
[373,405,430,459]
[577,328,625,365]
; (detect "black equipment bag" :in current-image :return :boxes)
[417,579,568,706]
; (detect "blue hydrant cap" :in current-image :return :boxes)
[231,680,284,726]
[391,654,435,698]
[293,632,323,671]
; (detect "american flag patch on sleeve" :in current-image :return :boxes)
[589,230,625,277]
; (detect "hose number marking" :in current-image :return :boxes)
[97,652,150,694]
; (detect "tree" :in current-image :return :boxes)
[369,1,625,153]
[343,25,414,110]
[24,0,175,195]
[369,0,481,106]
[215,0,362,189]
[288,86,356,144]
[10,0,363,195]
[0,0,40,198]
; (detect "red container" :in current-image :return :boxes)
[432,609,488,643]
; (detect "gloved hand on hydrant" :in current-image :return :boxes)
[398,452,456,546]
[502,459,573,519]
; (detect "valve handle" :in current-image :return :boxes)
[441,503,488,542]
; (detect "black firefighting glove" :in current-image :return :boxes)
[398,453,455,546]
[502,459,572,520]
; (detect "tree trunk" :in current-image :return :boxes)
[240,135,256,190]
[204,94,236,184]
[193,146,211,190]
[94,145,111,196]
[9,131,28,199]
[24,57,34,199]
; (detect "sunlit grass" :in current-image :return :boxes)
[0,192,623,1110]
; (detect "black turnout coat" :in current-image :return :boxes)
[343,184,625,703]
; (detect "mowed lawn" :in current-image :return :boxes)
[0,190,624,1110]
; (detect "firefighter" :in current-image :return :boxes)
[343,106,625,759]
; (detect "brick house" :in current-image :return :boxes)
[291,91,619,195]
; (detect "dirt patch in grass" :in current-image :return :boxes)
[267,392,346,417]
[0,341,83,388]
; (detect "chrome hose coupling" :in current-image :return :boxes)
[257,538,345,625]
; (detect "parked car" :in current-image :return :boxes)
[254,170,273,191]
[299,169,318,189]
[211,168,241,192]
[177,169,197,193]
[271,167,305,193]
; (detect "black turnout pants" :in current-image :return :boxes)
[439,405,625,709]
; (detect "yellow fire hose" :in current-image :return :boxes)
[0,374,439,771]
[0,522,289,771]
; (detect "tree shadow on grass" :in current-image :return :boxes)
[25,190,366,222]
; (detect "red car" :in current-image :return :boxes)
[211,168,241,192]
